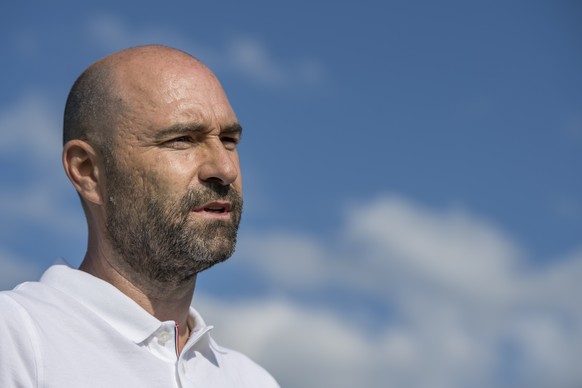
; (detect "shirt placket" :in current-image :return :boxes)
[148,322,180,363]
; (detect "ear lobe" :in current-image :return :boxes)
[62,140,105,205]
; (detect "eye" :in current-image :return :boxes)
[164,135,195,149]
[221,136,240,150]
[174,135,193,142]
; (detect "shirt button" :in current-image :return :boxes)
[158,331,171,344]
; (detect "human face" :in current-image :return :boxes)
[102,58,243,285]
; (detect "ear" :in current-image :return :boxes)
[62,140,105,206]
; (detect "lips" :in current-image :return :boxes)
[193,202,232,214]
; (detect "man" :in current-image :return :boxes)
[0,45,279,387]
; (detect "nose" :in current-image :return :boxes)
[197,139,240,186]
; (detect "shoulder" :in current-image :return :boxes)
[0,281,66,348]
[0,287,37,327]
[0,285,49,344]
[0,290,41,387]
[0,281,60,319]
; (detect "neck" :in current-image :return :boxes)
[79,251,197,334]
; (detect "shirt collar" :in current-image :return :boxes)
[39,261,209,344]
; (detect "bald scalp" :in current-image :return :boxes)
[62,45,206,152]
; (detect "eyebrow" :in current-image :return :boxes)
[222,123,243,138]
[155,122,243,140]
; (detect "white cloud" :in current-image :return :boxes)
[239,196,523,304]
[196,296,382,388]
[224,37,325,88]
[235,231,330,288]
[0,93,61,163]
[0,184,83,236]
[344,196,522,303]
[0,94,85,235]
[225,37,287,86]
[86,14,326,88]
[198,194,582,388]
[86,14,202,57]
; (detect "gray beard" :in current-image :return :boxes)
[103,164,242,288]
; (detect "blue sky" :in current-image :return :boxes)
[1,1,581,387]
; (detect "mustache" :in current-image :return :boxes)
[179,183,243,214]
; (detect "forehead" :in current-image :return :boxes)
[114,57,237,137]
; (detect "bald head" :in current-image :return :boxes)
[63,45,210,152]
[62,45,243,286]
[62,44,239,220]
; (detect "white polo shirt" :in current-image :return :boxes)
[0,263,279,388]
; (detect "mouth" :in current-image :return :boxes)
[193,202,232,215]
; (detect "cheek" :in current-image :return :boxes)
[126,154,191,200]
[151,157,195,195]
